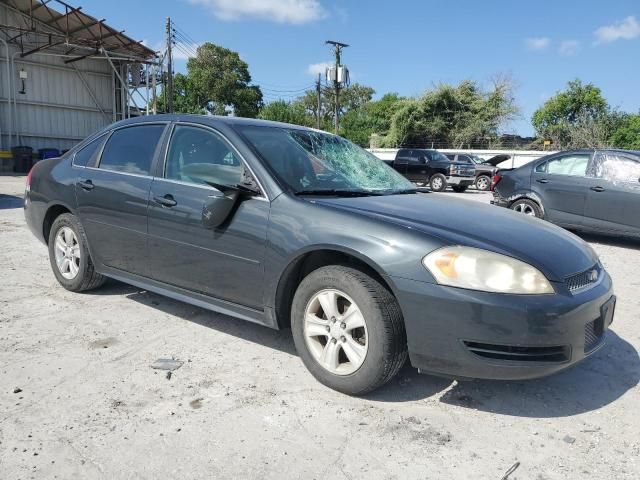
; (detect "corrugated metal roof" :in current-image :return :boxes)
[0,0,156,62]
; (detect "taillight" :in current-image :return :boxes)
[490,173,502,191]
[25,166,34,192]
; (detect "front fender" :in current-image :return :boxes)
[263,196,443,310]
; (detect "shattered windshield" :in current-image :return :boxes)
[239,126,414,194]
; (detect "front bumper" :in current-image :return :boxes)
[390,272,615,380]
[447,176,475,186]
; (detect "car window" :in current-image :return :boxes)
[165,125,243,188]
[428,150,451,162]
[589,153,640,185]
[99,125,164,175]
[458,155,473,164]
[74,135,106,167]
[546,154,590,177]
[408,152,426,164]
[535,162,547,173]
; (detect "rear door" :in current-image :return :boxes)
[147,123,270,309]
[393,149,410,175]
[75,123,167,276]
[530,152,592,226]
[583,152,640,235]
[406,150,429,182]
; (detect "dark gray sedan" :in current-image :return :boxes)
[24,116,615,395]
[492,149,640,238]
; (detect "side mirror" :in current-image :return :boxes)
[419,156,428,163]
[202,187,240,229]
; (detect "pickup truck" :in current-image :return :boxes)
[384,149,476,192]
[445,153,498,191]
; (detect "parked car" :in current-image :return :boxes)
[492,149,640,238]
[25,116,615,395]
[385,148,475,192]
[445,153,497,191]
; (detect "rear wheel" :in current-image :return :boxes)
[429,173,447,192]
[475,175,491,191]
[510,199,542,218]
[452,185,468,193]
[48,213,106,292]
[291,266,407,395]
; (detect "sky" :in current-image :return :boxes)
[78,0,640,136]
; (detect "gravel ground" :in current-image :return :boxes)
[1,175,639,479]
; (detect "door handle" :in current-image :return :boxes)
[153,194,177,207]
[77,179,94,191]
[590,186,605,192]
[536,178,549,184]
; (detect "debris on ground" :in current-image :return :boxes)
[12,387,22,394]
[500,461,520,480]
[150,358,183,371]
[563,435,576,444]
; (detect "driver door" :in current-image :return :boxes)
[147,123,270,309]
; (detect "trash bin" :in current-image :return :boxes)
[38,148,60,160]
[11,146,33,173]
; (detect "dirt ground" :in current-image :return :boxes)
[1,175,639,479]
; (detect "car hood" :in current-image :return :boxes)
[314,194,598,282]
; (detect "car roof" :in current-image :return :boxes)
[108,113,322,132]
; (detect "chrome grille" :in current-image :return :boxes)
[566,264,600,293]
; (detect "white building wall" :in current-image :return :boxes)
[0,2,114,152]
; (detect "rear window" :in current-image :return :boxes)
[98,125,165,175]
[73,135,106,167]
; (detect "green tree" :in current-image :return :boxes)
[532,80,610,148]
[159,42,263,117]
[294,83,376,133]
[258,100,313,126]
[341,93,407,146]
[609,113,640,149]
[384,79,518,148]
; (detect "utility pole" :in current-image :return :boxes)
[325,40,348,134]
[316,73,322,129]
[166,17,174,113]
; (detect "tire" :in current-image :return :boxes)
[48,213,106,292]
[510,198,543,218]
[452,185,468,193]
[291,265,407,395]
[475,175,491,191]
[429,173,447,192]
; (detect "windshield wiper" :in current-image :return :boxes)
[385,188,419,195]
[294,189,384,197]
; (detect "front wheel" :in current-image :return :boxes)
[291,266,407,395]
[510,199,543,218]
[452,185,468,193]
[429,173,447,192]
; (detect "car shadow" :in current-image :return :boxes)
[575,232,640,251]
[436,331,639,418]
[0,194,23,210]
[90,279,297,356]
[90,280,638,417]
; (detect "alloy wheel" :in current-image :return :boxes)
[303,289,368,375]
[431,177,443,190]
[476,176,490,190]
[54,227,80,279]
[513,202,536,216]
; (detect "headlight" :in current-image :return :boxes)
[422,246,554,294]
